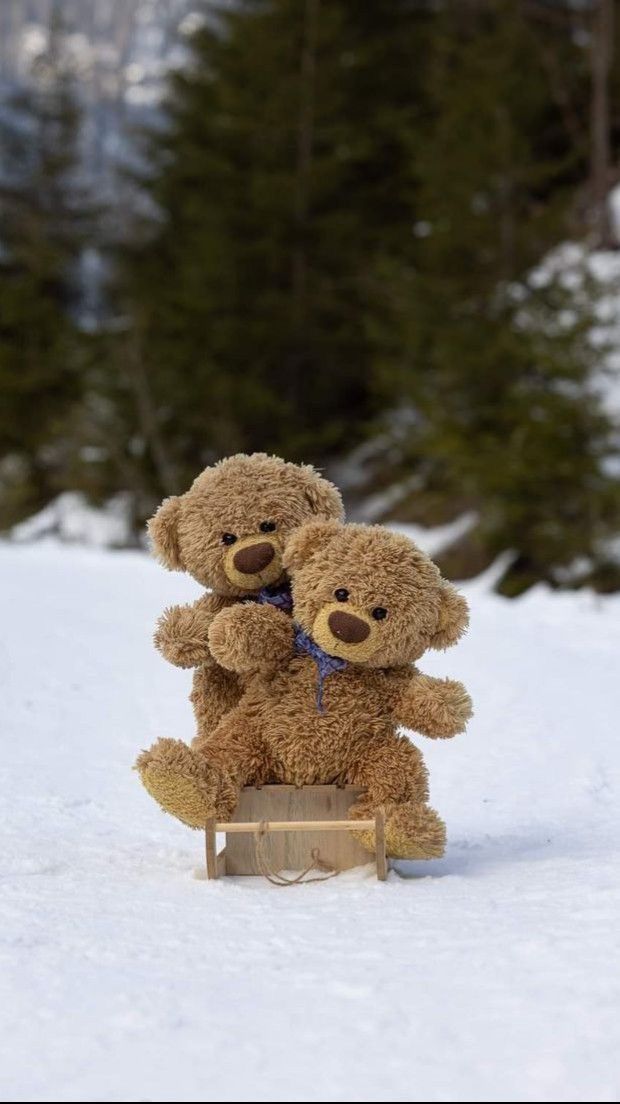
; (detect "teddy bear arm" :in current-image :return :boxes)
[154,593,232,669]
[396,673,473,739]
[208,603,295,674]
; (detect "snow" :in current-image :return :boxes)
[531,238,620,416]
[9,491,135,548]
[1,541,620,1103]
[392,512,478,558]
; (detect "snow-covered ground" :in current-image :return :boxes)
[1,540,619,1103]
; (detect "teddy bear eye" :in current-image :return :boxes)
[372,607,388,620]
[259,521,276,533]
[334,588,349,602]
[222,533,237,546]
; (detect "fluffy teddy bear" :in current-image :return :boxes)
[138,521,472,860]
[137,454,343,814]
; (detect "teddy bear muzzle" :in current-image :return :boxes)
[223,533,283,589]
[233,542,274,574]
[328,609,370,644]
[311,602,380,662]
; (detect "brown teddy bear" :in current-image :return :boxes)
[138,454,343,814]
[139,521,472,860]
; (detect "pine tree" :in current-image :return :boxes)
[23,0,615,590]
[117,0,433,502]
[372,0,620,594]
[0,23,92,527]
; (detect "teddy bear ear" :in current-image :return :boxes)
[428,582,469,650]
[302,468,345,521]
[147,496,183,570]
[283,519,342,572]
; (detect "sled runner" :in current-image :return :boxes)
[205,784,388,883]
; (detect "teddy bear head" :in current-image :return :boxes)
[284,521,469,667]
[148,453,344,595]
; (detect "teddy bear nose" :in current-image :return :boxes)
[232,541,275,575]
[327,610,370,644]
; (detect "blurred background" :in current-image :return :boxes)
[1,0,620,596]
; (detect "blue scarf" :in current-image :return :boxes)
[248,583,293,614]
[294,625,347,712]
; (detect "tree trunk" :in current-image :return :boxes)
[291,0,320,332]
[590,0,615,247]
[127,323,179,497]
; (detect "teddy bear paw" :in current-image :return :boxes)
[154,606,213,669]
[383,803,447,859]
[135,738,219,828]
[349,800,446,860]
[409,675,473,739]
[208,603,293,672]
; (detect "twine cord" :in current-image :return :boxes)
[253,820,338,886]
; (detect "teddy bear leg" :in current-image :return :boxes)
[135,738,233,829]
[349,798,446,860]
[347,738,445,859]
[190,663,242,747]
[135,715,268,829]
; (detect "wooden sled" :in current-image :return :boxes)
[205,784,388,883]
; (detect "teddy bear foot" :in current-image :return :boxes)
[135,738,219,829]
[350,801,446,860]
[383,803,447,860]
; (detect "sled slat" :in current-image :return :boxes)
[375,809,387,881]
[205,817,217,879]
[216,818,375,833]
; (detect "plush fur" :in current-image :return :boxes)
[137,522,472,860]
[147,451,343,714]
[137,454,343,816]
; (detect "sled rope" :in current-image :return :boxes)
[253,820,338,886]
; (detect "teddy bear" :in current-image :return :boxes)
[138,520,472,860]
[137,453,343,816]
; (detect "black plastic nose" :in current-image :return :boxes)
[328,610,370,644]
[232,541,275,575]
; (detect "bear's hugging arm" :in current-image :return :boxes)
[208,603,295,675]
[390,668,473,739]
[154,593,235,669]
